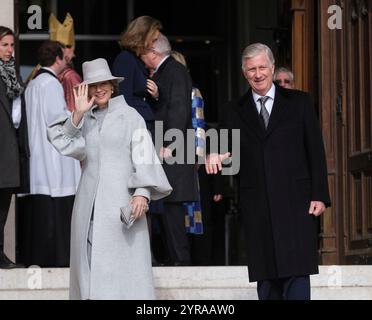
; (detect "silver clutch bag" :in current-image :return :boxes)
[120,204,136,229]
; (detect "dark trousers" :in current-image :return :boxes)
[0,189,12,252]
[17,194,74,267]
[257,276,311,300]
[162,203,190,265]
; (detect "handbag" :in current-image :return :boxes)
[120,204,136,229]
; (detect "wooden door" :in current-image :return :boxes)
[315,0,372,264]
[342,0,372,263]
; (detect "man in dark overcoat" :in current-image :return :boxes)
[141,34,198,265]
[206,43,330,300]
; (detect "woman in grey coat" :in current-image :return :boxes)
[47,58,172,299]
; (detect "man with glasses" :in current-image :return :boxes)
[273,67,294,89]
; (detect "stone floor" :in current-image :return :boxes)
[0,266,371,300]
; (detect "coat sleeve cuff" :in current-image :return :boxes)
[63,114,84,138]
[132,188,151,202]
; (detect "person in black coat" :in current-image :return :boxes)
[112,16,161,135]
[0,26,29,268]
[141,34,198,265]
[112,17,165,265]
[206,43,330,300]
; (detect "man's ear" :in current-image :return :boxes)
[55,56,62,65]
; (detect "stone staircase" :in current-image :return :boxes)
[0,266,371,300]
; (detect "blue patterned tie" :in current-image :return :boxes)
[259,96,270,129]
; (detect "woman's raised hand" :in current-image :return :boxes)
[72,84,95,126]
[73,84,95,114]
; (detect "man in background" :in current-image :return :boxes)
[141,34,198,266]
[27,13,82,111]
[273,67,294,89]
[17,40,81,267]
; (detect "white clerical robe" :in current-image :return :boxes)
[24,70,81,197]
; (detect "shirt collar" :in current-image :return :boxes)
[154,55,170,73]
[252,83,276,103]
[41,67,58,77]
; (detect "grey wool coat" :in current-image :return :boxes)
[47,95,172,300]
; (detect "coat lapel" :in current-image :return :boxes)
[265,86,290,137]
[236,89,265,140]
[152,56,172,81]
[0,80,12,120]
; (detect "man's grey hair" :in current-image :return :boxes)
[153,33,172,56]
[241,43,275,71]
[273,67,294,81]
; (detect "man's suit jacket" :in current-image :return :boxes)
[151,56,198,202]
[222,84,330,282]
[0,78,29,192]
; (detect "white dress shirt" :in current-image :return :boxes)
[252,83,276,116]
[154,55,170,73]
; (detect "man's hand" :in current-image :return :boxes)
[146,79,159,99]
[213,194,223,202]
[308,201,326,216]
[205,152,230,174]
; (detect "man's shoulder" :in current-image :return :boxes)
[60,67,80,78]
[27,73,62,92]
[164,57,188,73]
[113,50,137,65]
[277,85,311,101]
[226,90,252,108]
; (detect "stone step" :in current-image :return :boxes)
[0,266,371,300]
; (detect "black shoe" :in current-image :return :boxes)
[0,252,24,269]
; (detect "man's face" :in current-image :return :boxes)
[274,71,294,89]
[63,46,75,64]
[140,48,157,71]
[243,52,274,96]
[0,35,14,62]
[55,52,67,74]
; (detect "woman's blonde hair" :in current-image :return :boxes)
[170,51,187,68]
[119,16,162,56]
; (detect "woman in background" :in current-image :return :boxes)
[0,26,29,269]
[112,15,161,134]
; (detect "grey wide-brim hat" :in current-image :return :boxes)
[80,58,124,85]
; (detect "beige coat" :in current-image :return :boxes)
[47,95,172,299]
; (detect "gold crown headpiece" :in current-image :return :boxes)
[49,13,75,47]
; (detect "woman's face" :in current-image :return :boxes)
[88,81,113,107]
[0,35,14,62]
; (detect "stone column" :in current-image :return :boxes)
[0,0,14,29]
[0,0,16,261]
